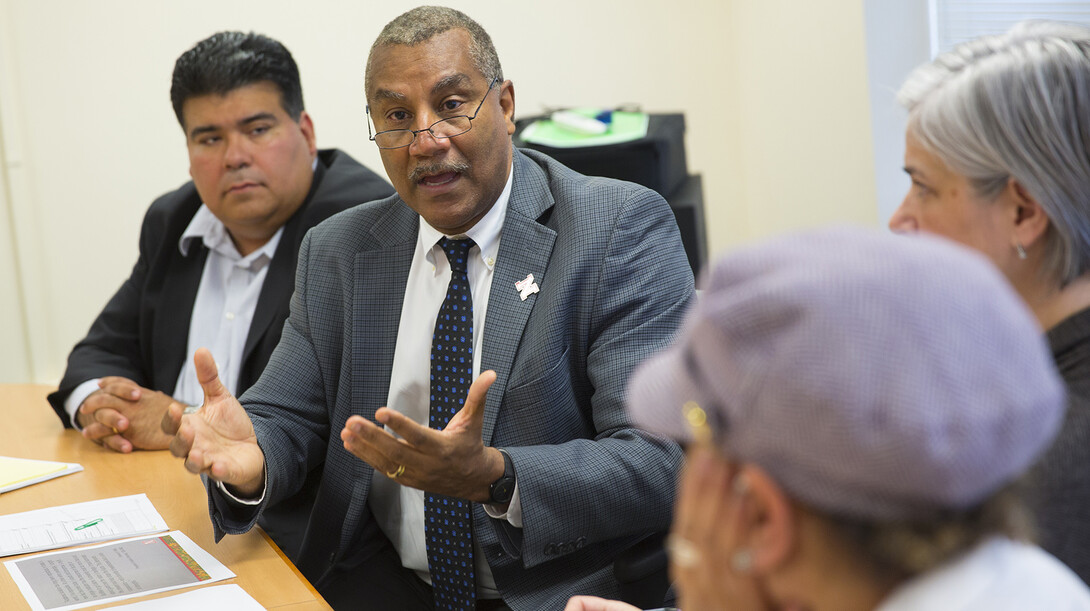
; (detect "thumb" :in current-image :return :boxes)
[193,348,227,405]
[451,370,497,433]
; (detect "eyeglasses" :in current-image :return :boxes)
[367,77,500,150]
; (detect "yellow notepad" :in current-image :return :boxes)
[0,456,82,493]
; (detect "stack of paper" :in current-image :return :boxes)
[0,456,82,494]
[0,494,168,557]
[5,531,236,611]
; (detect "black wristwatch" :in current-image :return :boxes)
[489,449,517,504]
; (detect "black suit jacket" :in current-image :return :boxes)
[47,148,393,558]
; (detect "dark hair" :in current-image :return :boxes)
[170,31,304,128]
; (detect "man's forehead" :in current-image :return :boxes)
[367,30,484,94]
[371,72,477,102]
[181,81,287,130]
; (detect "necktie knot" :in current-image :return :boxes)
[439,237,475,275]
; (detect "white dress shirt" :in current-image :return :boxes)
[220,169,519,595]
[369,169,515,595]
[64,204,282,423]
[172,205,283,404]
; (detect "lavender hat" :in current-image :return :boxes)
[628,226,1065,520]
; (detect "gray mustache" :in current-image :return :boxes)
[409,161,470,183]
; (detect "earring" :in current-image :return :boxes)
[1015,242,1028,260]
[731,549,753,573]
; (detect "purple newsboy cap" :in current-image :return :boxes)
[628,226,1065,521]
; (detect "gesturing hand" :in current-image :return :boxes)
[78,376,180,452]
[340,370,504,503]
[162,348,266,497]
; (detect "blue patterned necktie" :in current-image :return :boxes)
[427,237,477,610]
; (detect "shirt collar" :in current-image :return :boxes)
[178,204,283,270]
[418,165,512,274]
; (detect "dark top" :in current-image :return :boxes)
[1035,305,1090,583]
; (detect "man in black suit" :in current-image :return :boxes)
[47,31,393,557]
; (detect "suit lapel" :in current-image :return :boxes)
[241,213,301,368]
[241,160,328,370]
[155,247,207,389]
[350,215,416,423]
[480,151,557,445]
[342,201,418,551]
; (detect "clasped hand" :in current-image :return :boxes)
[79,377,180,452]
[340,370,505,505]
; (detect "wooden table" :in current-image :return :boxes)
[0,384,330,610]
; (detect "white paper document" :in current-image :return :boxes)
[5,530,235,611]
[0,494,168,557]
[104,584,263,610]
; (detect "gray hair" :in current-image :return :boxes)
[898,21,1090,285]
[364,6,503,98]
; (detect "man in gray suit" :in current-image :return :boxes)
[165,7,693,610]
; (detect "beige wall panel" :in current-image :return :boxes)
[3,0,875,383]
[729,0,878,246]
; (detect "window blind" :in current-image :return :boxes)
[933,0,1090,54]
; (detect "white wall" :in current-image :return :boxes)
[0,0,878,384]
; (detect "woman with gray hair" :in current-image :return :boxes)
[888,20,1090,583]
[567,227,1090,611]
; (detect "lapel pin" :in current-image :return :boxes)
[515,273,540,301]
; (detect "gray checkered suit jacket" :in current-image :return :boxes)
[209,148,694,609]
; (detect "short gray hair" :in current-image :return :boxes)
[899,21,1090,285]
[364,6,503,98]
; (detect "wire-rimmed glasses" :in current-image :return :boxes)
[367,77,500,150]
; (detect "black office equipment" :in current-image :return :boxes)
[514,113,707,275]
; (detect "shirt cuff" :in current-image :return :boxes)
[215,465,267,506]
[483,482,523,528]
[65,379,102,430]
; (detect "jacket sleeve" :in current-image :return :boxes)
[208,228,335,539]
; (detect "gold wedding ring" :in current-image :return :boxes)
[386,464,406,479]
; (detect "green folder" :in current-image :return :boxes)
[520,109,649,148]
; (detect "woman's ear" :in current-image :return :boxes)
[1006,178,1050,249]
[732,464,796,575]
